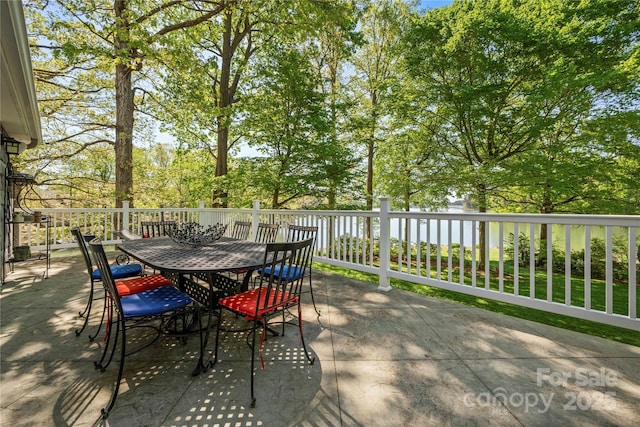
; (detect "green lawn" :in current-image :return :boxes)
[315,261,640,347]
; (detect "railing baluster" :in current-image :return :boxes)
[485,221,490,290]
[436,219,442,280]
[498,222,504,292]
[546,224,553,302]
[447,219,453,283]
[426,218,431,278]
[459,219,464,286]
[416,219,422,278]
[606,226,613,315]
[530,223,536,299]
[629,227,637,319]
[565,225,572,306]
[471,220,477,288]
[513,222,519,295]
[585,226,592,310]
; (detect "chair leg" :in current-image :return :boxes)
[95,298,118,371]
[250,319,262,408]
[297,303,315,365]
[192,306,210,376]
[101,317,126,419]
[77,279,93,318]
[75,279,95,336]
[94,327,112,371]
[89,289,108,342]
[101,315,121,372]
[212,308,223,368]
[308,270,320,316]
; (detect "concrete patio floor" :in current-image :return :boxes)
[1,251,639,426]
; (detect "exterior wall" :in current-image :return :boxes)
[1,1,43,283]
[1,151,7,282]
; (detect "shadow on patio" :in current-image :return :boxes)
[1,251,639,426]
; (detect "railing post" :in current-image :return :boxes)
[122,201,130,232]
[252,200,261,240]
[378,197,392,291]
[198,201,207,225]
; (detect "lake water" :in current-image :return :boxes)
[388,208,631,251]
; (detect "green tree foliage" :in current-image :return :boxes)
[349,0,412,212]
[24,0,226,208]
[490,1,640,215]
[303,6,361,209]
[152,0,357,207]
[19,0,117,207]
[241,47,331,208]
[402,0,639,215]
[402,0,640,265]
[17,0,640,219]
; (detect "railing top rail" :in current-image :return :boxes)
[37,206,640,222]
[389,211,640,227]
[46,207,202,213]
[256,209,379,217]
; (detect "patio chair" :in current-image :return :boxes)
[254,225,320,314]
[72,228,144,337]
[229,223,280,282]
[255,222,279,243]
[228,220,251,240]
[88,238,202,419]
[140,220,176,238]
[213,238,316,407]
[285,225,320,315]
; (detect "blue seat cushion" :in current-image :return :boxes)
[91,263,143,280]
[259,265,303,281]
[120,286,193,318]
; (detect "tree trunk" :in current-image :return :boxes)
[213,118,229,207]
[538,183,554,266]
[477,183,487,269]
[114,0,134,208]
[213,10,233,208]
[271,186,280,209]
[365,134,373,256]
[366,91,377,212]
[365,91,377,246]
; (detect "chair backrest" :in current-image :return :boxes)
[229,221,251,240]
[88,239,122,310]
[72,227,94,276]
[287,224,318,261]
[88,239,118,293]
[141,220,176,238]
[254,238,314,314]
[255,223,279,243]
[286,225,317,245]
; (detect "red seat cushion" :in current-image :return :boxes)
[219,288,298,321]
[116,274,172,296]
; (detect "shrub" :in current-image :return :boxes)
[505,232,533,266]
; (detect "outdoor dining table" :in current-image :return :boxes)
[116,236,268,375]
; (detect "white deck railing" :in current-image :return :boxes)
[13,198,639,330]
